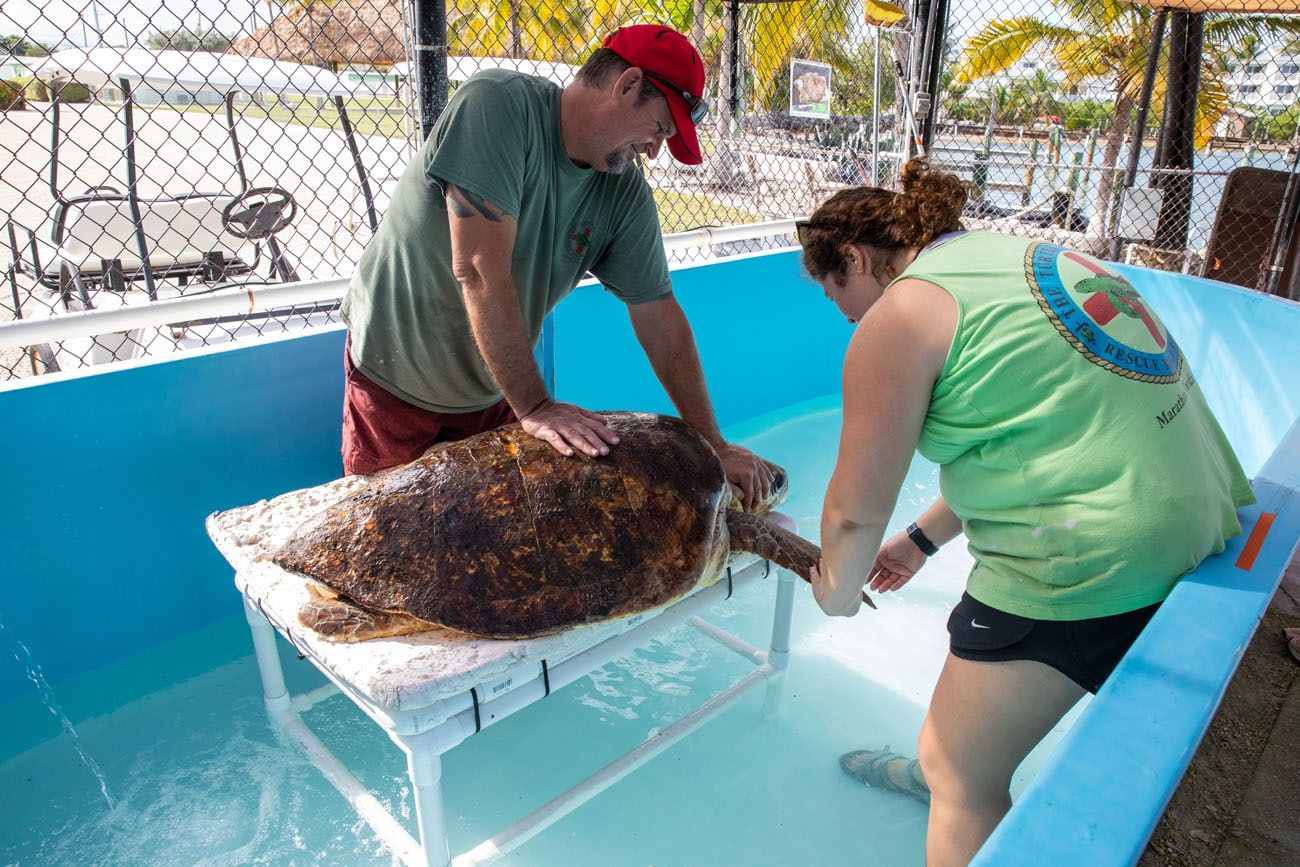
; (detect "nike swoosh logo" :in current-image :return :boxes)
[971,619,991,629]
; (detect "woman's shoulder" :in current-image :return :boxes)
[859,278,957,371]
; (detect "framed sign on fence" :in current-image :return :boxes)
[789,58,832,119]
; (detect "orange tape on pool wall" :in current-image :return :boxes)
[1235,512,1277,571]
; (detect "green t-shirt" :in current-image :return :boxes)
[342,70,673,412]
[898,232,1255,620]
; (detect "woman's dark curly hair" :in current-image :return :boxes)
[800,158,968,281]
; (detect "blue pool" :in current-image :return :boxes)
[2,247,1298,865]
[2,400,1030,865]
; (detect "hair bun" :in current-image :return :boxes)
[892,157,968,248]
[898,157,934,193]
[800,159,969,280]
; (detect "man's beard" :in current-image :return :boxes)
[601,146,636,174]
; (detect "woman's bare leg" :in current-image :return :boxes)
[918,654,1086,867]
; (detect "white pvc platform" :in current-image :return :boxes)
[207,474,797,866]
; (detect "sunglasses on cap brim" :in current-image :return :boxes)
[642,70,709,125]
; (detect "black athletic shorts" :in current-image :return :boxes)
[946,592,1161,694]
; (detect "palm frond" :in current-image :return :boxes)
[953,17,1082,84]
[1055,37,1117,86]
[1203,14,1300,47]
[1058,0,1136,32]
[1195,74,1232,151]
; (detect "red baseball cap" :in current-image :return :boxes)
[602,24,708,166]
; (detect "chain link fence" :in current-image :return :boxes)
[1,0,421,379]
[2,0,1297,380]
[931,0,1300,290]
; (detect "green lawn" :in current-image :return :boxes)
[171,99,758,233]
[654,190,759,235]
[182,93,413,140]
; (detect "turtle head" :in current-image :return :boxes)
[757,466,790,512]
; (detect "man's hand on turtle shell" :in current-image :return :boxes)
[520,400,620,458]
[716,443,777,512]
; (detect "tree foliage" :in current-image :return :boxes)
[953,3,1300,147]
[1,35,50,57]
[145,26,234,53]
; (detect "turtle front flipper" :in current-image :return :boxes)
[299,597,437,642]
[725,512,877,609]
[726,511,819,579]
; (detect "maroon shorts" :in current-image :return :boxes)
[341,341,516,475]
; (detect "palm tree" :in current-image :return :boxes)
[743,0,855,112]
[450,0,595,62]
[823,31,897,117]
[450,0,715,68]
[985,68,1065,126]
[1226,32,1264,73]
[952,1,1300,241]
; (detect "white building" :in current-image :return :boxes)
[1,54,38,81]
[1228,55,1300,115]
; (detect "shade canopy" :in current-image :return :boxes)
[231,0,405,68]
[1127,0,1298,11]
[28,47,376,98]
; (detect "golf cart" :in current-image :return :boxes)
[3,47,381,370]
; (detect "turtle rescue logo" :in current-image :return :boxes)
[568,226,593,257]
[1026,242,1183,384]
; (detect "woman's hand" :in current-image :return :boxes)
[867,531,928,594]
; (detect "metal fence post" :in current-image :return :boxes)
[1153,11,1203,253]
[1022,140,1039,207]
[413,0,448,142]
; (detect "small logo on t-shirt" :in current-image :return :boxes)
[1027,242,1182,384]
[568,227,593,257]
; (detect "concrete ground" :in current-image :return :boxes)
[1141,552,1300,866]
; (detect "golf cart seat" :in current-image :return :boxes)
[40,189,256,297]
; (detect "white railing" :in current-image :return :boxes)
[0,219,801,352]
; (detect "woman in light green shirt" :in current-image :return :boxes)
[800,158,1252,866]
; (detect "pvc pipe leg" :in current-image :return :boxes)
[763,570,797,717]
[244,596,288,710]
[400,739,452,867]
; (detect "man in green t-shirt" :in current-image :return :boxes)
[341,23,777,509]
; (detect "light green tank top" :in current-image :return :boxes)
[896,231,1255,620]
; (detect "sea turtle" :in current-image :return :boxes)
[274,412,868,641]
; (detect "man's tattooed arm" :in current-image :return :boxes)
[446,183,504,222]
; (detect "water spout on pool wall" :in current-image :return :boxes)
[0,619,117,809]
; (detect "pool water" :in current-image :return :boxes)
[0,398,1085,866]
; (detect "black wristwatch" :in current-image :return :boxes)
[906,521,939,557]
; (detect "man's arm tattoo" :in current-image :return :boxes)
[447,184,503,222]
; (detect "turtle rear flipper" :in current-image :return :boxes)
[299,597,436,642]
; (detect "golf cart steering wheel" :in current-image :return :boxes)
[221,186,299,240]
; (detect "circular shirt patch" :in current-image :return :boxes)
[1026,242,1182,384]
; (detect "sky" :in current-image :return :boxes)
[2,0,269,49]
